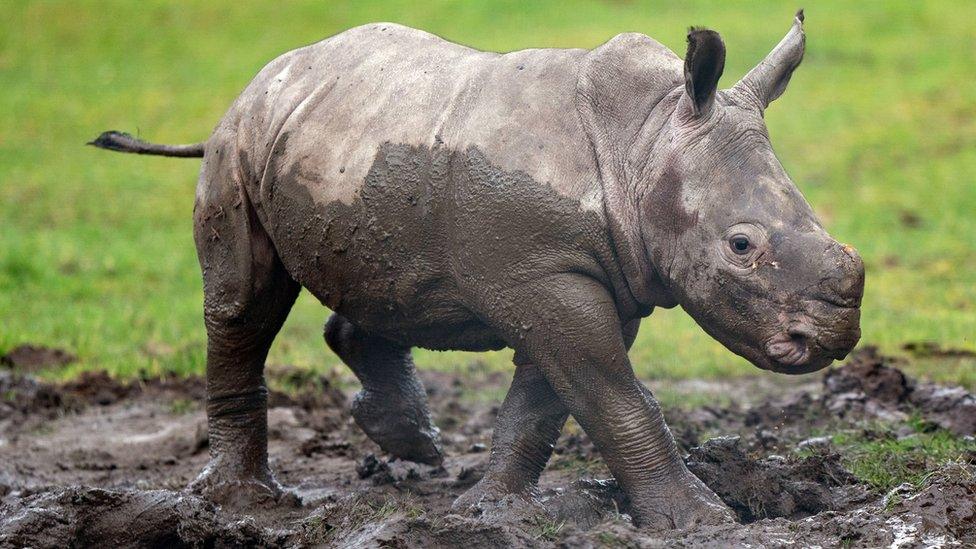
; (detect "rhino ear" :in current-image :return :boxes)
[734,10,806,109]
[683,27,726,117]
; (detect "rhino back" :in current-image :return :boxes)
[227,24,596,202]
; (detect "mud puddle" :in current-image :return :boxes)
[1,349,974,547]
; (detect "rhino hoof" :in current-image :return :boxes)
[452,479,541,519]
[189,464,301,509]
[632,481,736,531]
[351,389,445,465]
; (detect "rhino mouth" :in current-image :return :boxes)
[757,345,833,375]
[758,312,860,375]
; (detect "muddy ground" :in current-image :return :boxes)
[1,348,974,548]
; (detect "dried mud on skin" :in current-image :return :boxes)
[1,350,975,547]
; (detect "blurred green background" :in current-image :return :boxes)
[1,1,973,387]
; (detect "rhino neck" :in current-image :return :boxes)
[576,34,684,310]
[624,88,687,308]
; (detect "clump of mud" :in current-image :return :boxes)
[704,347,976,455]
[823,347,976,436]
[1,348,975,547]
[0,369,208,425]
[1,487,235,547]
[356,453,447,485]
[0,344,76,372]
[0,370,64,417]
[886,462,976,545]
[685,435,866,522]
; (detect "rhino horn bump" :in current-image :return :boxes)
[733,10,806,110]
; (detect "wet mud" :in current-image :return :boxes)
[1,350,974,547]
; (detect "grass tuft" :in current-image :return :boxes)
[832,428,976,492]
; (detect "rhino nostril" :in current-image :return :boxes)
[819,267,865,308]
[787,322,816,340]
[788,333,808,356]
[835,275,863,300]
[766,330,811,366]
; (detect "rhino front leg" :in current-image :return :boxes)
[324,313,443,465]
[454,319,643,511]
[453,361,568,512]
[491,275,733,530]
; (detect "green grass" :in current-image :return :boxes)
[830,428,976,493]
[168,397,196,415]
[1,1,974,385]
[793,413,976,493]
[532,515,567,542]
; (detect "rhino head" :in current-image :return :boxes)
[644,11,864,374]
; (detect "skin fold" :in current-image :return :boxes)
[95,10,864,531]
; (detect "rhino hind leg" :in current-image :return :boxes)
[189,160,301,507]
[453,362,568,513]
[324,313,444,465]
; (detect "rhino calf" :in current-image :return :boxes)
[93,10,863,530]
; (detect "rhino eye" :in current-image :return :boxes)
[730,236,751,255]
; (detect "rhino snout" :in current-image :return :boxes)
[817,242,865,308]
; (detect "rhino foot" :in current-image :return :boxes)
[451,478,541,519]
[351,388,444,465]
[324,313,444,465]
[630,473,735,531]
[188,460,301,509]
[451,477,507,514]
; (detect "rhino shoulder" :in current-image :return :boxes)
[577,32,683,122]
[595,32,681,64]
[575,33,683,308]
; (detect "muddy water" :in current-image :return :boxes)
[1,350,974,547]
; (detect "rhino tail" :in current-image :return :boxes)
[88,130,205,158]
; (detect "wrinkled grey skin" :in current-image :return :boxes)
[93,11,864,530]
